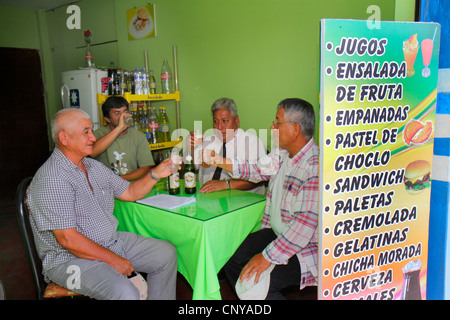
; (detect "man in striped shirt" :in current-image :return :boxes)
[206,98,319,299]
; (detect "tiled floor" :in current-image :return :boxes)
[0,197,316,300]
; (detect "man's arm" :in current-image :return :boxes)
[118,158,178,201]
[53,228,134,276]
[90,115,129,158]
[199,178,259,193]
[120,166,151,181]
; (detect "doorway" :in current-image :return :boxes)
[0,47,50,206]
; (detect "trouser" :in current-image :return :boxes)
[46,231,177,300]
[223,228,301,300]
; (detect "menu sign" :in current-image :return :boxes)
[319,19,441,300]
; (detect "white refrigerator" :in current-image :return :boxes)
[61,68,108,129]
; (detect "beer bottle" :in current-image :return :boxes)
[184,151,196,194]
[129,102,140,131]
[149,69,157,94]
[168,170,180,195]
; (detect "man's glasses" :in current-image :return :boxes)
[272,120,294,129]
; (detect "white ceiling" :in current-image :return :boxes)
[0,0,79,11]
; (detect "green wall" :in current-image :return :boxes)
[2,0,414,149]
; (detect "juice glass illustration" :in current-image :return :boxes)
[403,34,419,77]
[401,260,422,300]
[421,39,433,77]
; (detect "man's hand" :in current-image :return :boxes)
[199,180,228,193]
[239,253,272,284]
[109,255,134,276]
[201,149,221,167]
[53,228,135,276]
[152,158,180,180]
[117,112,132,132]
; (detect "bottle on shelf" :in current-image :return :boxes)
[108,61,116,95]
[129,102,140,131]
[129,70,135,94]
[138,103,151,141]
[158,106,171,142]
[154,150,164,166]
[184,151,196,194]
[161,58,174,94]
[142,68,149,95]
[147,104,159,144]
[149,69,157,94]
[134,67,143,95]
[137,102,144,130]
[118,68,126,95]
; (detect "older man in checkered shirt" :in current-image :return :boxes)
[27,108,178,300]
[205,98,319,299]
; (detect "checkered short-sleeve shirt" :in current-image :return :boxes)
[27,148,130,281]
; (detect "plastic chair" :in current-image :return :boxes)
[15,177,84,299]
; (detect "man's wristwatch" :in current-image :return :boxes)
[149,169,160,182]
[224,179,231,189]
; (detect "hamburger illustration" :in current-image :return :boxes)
[133,7,150,31]
[404,160,431,195]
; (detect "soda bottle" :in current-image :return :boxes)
[161,58,173,94]
[129,70,135,94]
[118,68,126,95]
[114,69,121,95]
[108,61,116,95]
[142,68,149,95]
[154,150,164,165]
[149,69,157,94]
[148,105,159,144]
[134,67,142,95]
[84,30,94,68]
[158,106,171,142]
[184,151,196,194]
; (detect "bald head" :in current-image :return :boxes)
[52,108,91,146]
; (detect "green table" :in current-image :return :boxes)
[113,181,266,300]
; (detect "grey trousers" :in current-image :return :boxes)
[46,231,178,300]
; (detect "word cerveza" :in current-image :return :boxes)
[178,304,272,317]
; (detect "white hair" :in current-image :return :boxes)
[52,108,90,144]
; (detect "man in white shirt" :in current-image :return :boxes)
[192,98,267,194]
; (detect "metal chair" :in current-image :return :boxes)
[15,177,84,299]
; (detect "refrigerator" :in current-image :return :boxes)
[61,68,108,129]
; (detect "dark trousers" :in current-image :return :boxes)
[223,228,301,300]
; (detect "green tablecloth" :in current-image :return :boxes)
[113,182,266,300]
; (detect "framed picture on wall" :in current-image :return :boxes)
[127,4,156,40]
